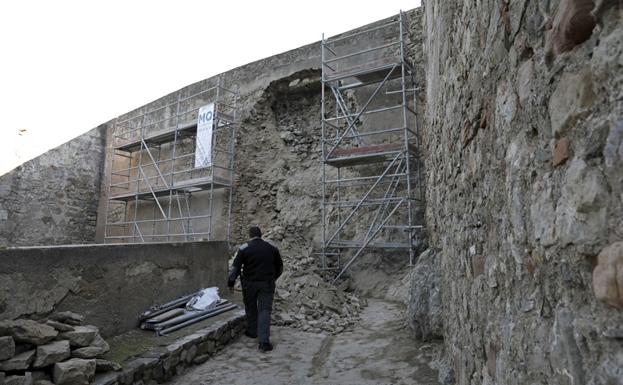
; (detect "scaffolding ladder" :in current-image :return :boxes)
[320,11,424,282]
[104,77,239,244]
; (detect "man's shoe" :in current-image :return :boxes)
[244,330,257,338]
[258,342,273,352]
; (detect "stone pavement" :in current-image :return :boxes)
[169,299,441,385]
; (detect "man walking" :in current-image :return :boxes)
[228,226,283,352]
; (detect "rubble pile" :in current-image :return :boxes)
[272,265,366,335]
[231,245,366,335]
[0,312,120,385]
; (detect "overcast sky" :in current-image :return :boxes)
[0,0,420,175]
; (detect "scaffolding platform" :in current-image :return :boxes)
[109,176,231,202]
[114,112,235,152]
[328,240,412,249]
[324,57,403,84]
[325,143,415,167]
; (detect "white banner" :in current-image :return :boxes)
[195,103,214,168]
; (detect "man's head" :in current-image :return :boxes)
[249,226,262,239]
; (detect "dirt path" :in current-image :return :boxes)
[169,299,441,385]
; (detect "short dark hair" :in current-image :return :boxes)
[249,226,262,238]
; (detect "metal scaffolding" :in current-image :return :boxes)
[104,78,238,244]
[320,11,424,282]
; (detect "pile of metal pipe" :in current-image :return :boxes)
[139,294,238,336]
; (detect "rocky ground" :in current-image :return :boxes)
[169,299,442,385]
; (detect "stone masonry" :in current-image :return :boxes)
[420,0,622,384]
[0,125,106,246]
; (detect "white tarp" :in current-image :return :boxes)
[186,287,220,311]
[195,103,214,168]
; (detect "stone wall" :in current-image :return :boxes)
[0,125,107,246]
[0,241,228,337]
[420,0,622,384]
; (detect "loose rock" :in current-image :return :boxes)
[593,241,623,308]
[0,349,35,371]
[53,358,96,385]
[71,346,105,359]
[95,359,122,372]
[33,340,70,368]
[45,320,74,333]
[59,327,96,348]
[0,336,15,361]
[0,320,58,346]
[49,312,84,326]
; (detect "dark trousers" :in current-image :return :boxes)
[241,280,275,343]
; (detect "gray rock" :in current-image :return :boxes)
[407,249,443,340]
[89,333,110,354]
[91,372,119,385]
[5,374,31,385]
[45,320,74,333]
[551,308,585,385]
[95,359,122,372]
[549,69,595,136]
[59,327,96,348]
[71,346,105,359]
[33,381,55,385]
[33,340,70,368]
[53,358,96,385]
[555,159,608,246]
[192,354,210,365]
[0,320,58,346]
[0,336,15,361]
[0,371,4,384]
[0,349,35,371]
[49,312,84,326]
[28,372,49,382]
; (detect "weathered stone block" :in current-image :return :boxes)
[33,381,55,385]
[45,320,74,333]
[33,340,70,368]
[593,242,623,308]
[0,336,15,361]
[5,374,28,385]
[196,340,215,356]
[53,358,96,385]
[555,159,608,246]
[553,137,571,166]
[0,349,35,371]
[546,0,596,57]
[530,176,556,246]
[184,345,197,364]
[551,308,585,385]
[95,359,121,373]
[192,354,210,365]
[89,333,110,354]
[406,249,443,340]
[71,346,105,359]
[0,320,57,346]
[549,70,595,136]
[91,371,119,385]
[59,327,96,348]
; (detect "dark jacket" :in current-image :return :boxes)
[228,237,283,286]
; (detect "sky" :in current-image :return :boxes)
[0,0,420,175]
